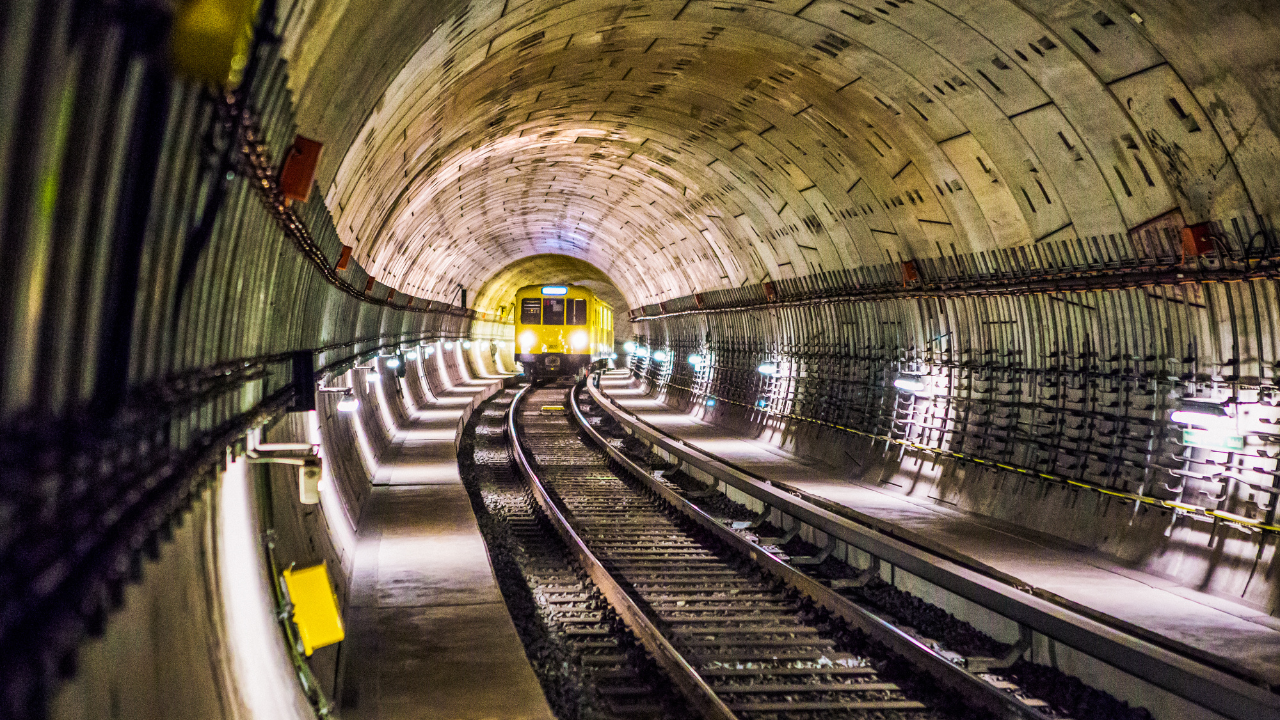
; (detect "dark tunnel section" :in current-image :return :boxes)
[0,4,482,716]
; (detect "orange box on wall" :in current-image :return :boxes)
[279,136,323,203]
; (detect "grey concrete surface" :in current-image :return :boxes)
[600,372,1280,688]
[337,368,552,720]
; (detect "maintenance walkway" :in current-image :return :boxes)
[336,347,552,720]
[597,370,1280,692]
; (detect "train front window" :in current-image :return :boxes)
[520,298,542,325]
[543,298,565,325]
[566,298,587,325]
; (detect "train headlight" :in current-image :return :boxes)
[570,330,588,351]
[520,331,536,351]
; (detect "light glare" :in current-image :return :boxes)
[894,375,928,395]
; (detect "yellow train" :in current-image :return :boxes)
[515,284,614,379]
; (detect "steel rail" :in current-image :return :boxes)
[506,383,737,720]
[571,376,1056,720]
[585,373,1280,720]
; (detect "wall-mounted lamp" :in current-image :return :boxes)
[1171,400,1230,429]
[336,394,358,412]
[444,341,455,350]
[462,340,473,350]
[688,353,706,368]
[652,350,669,362]
[385,356,402,369]
[404,349,419,360]
[1172,400,1242,451]
[893,373,930,396]
[623,341,637,353]
[757,362,779,376]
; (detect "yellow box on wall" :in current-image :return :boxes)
[170,0,261,89]
[281,562,345,655]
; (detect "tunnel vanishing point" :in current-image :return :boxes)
[6,0,1280,719]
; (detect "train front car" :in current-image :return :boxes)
[515,284,613,380]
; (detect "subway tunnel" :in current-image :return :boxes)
[5,0,1280,718]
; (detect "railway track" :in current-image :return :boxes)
[460,391,692,719]
[508,379,1056,720]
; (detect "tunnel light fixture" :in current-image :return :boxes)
[623,341,636,353]
[609,352,618,360]
[688,353,706,368]
[1171,401,1232,430]
[462,340,472,350]
[635,347,649,358]
[424,345,436,357]
[894,373,930,396]
[757,362,779,376]
[366,370,380,384]
[541,285,569,296]
[444,341,455,350]
[385,356,402,369]
[336,394,358,412]
[652,350,669,362]
[404,349,419,360]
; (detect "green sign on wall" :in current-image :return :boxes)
[1183,428,1245,452]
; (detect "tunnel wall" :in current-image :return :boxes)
[0,2,487,716]
[631,243,1280,615]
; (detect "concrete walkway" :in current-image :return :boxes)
[340,370,552,720]
[599,371,1280,688]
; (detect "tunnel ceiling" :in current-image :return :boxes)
[474,254,628,320]
[286,0,1280,312]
